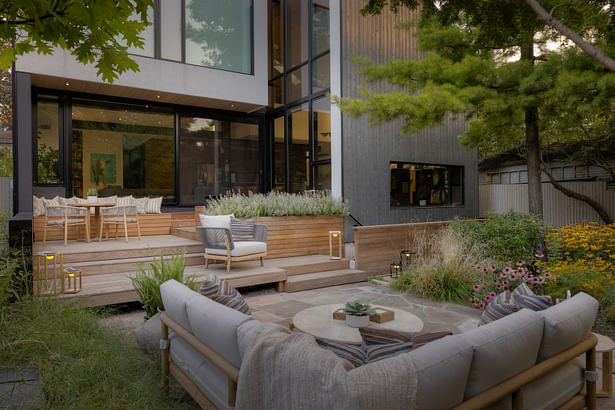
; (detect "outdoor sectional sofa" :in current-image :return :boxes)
[159,279,599,410]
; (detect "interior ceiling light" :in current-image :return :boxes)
[156,95,161,99]
[64,82,70,86]
[231,103,236,108]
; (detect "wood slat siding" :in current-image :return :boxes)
[479,181,615,227]
[0,177,11,215]
[340,2,479,240]
[354,221,449,273]
[33,212,194,242]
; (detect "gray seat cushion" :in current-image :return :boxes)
[408,334,474,410]
[160,279,202,333]
[461,309,544,400]
[185,292,254,368]
[537,292,598,362]
[206,241,267,257]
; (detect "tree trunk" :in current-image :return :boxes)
[541,166,613,224]
[521,42,544,219]
[524,0,615,72]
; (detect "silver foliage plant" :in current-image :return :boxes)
[204,191,348,217]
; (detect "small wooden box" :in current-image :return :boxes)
[369,307,395,323]
[333,309,346,320]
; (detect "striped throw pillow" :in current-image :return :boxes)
[198,274,251,314]
[359,327,413,345]
[365,341,414,362]
[512,283,553,311]
[117,195,135,207]
[480,290,520,325]
[231,217,255,241]
[145,197,162,214]
[134,198,148,214]
[198,273,220,298]
[315,338,366,368]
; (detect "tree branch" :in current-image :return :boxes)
[524,0,615,72]
[541,164,613,224]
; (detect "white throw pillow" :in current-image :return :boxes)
[54,195,68,206]
[32,196,45,217]
[135,197,149,214]
[145,197,163,214]
[42,196,60,208]
[199,214,234,231]
[117,195,135,207]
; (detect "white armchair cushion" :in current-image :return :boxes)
[199,214,234,230]
[206,241,266,257]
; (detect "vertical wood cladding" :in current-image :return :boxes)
[340,1,478,233]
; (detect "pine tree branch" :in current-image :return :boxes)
[524,0,615,72]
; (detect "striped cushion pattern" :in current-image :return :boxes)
[117,195,134,207]
[410,331,453,349]
[315,338,366,367]
[512,283,534,297]
[512,283,553,311]
[145,197,162,214]
[231,217,255,241]
[359,327,413,345]
[197,274,251,314]
[480,290,520,325]
[365,341,414,362]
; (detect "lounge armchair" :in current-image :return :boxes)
[197,223,267,273]
[43,205,89,245]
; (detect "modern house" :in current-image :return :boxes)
[10,0,478,246]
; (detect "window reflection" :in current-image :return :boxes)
[36,96,61,184]
[269,0,284,79]
[273,116,286,191]
[313,96,330,161]
[289,104,310,192]
[390,163,464,207]
[287,0,309,68]
[312,0,329,56]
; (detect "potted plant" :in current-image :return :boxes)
[343,300,375,328]
[87,188,98,203]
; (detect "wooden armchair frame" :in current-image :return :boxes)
[160,312,239,409]
[43,205,89,246]
[197,226,267,273]
[98,205,141,242]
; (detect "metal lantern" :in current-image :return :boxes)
[400,250,416,269]
[329,230,342,260]
[390,261,401,278]
[63,267,82,294]
[35,251,63,295]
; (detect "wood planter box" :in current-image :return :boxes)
[195,208,344,259]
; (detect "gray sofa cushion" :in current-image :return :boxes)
[409,334,474,410]
[537,292,598,362]
[170,334,233,410]
[461,309,544,400]
[160,279,202,333]
[185,292,254,368]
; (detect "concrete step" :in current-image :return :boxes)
[65,252,204,276]
[284,268,371,292]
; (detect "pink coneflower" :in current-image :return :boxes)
[502,280,509,286]
[509,274,518,281]
[535,252,544,258]
[503,267,513,274]
[478,302,485,310]
[485,295,492,303]
[489,265,497,271]
[492,279,499,285]
[463,274,468,279]
[476,266,483,271]
[516,260,525,266]
[489,291,496,298]
[536,277,545,284]
[495,285,501,291]
[502,285,509,291]
[536,269,545,273]
[483,268,489,274]
[500,272,507,278]
[544,273,552,279]
[473,284,481,291]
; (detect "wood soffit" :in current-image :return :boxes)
[31,74,264,113]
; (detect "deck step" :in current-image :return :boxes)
[276,258,349,276]
[171,227,198,241]
[65,252,204,276]
[284,268,371,292]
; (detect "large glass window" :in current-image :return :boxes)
[36,96,61,184]
[286,64,309,103]
[71,102,175,202]
[179,117,259,204]
[287,0,309,68]
[272,116,285,191]
[390,163,464,207]
[288,104,310,192]
[185,0,252,74]
[312,0,329,55]
[312,53,330,94]
[313,96,330,161]
[269,0,284,79]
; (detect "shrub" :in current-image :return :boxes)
[203,190,348,217]
[0,213,31,323]
[131,250,198,318]
[392,261,474,303]
[450,211,547,264]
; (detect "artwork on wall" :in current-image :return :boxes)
[90,153,117,185]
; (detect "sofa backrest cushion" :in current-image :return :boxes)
[409,334,473,410]
[160,279,201,333]
[186,292,253,368]
[537,292,598,362]
[460,308,544,400]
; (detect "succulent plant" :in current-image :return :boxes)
[342,300,376,317]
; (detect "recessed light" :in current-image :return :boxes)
[231,104,236,108]
[145,105,149,108]
[65,82,70,86]
[156,95,161,99]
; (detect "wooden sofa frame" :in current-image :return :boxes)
[161,312,597,410]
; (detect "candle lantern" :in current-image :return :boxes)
[35,251,63,295]
[63,267,82,294]
[329,230,343,260]
[400,250,416,269]
[390,261,401,278]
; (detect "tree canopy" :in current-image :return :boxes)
[1,0,154,82]
[336,0,615,223]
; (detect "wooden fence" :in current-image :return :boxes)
[354,221,449,274]
[480,181,615,227]
[0,177,11,216]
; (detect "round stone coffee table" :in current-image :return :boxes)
[292,304,424,345]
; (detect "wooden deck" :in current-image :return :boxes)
[33,235,369,307]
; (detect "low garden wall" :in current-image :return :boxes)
[354,221,449,274]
